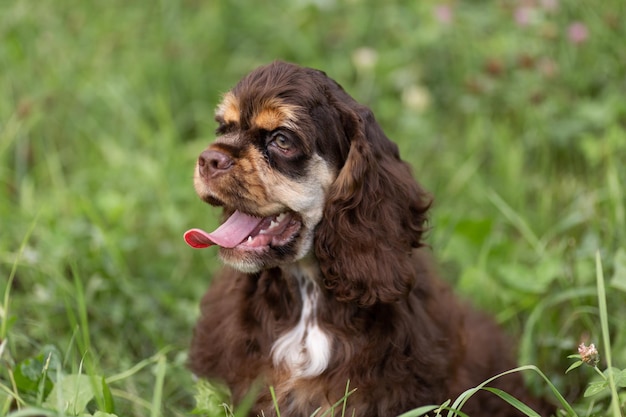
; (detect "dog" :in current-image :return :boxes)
[184,61,554,416]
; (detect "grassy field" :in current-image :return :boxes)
[1,0,625,416]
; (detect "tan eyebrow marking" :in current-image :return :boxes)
[216,92,240,125]
[253,99,301,132]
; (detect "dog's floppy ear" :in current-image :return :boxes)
[314,87,431,306]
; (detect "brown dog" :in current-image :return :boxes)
[185,61,554,417]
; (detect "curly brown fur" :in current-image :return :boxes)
[186,61,554,417]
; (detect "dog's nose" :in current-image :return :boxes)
[198,149,233,178]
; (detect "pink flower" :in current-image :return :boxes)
[434,4,453,25]
[514,6,533,26]
[578,343,599,366]
[568,22,589,44]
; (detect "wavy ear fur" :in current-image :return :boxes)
[315,93,431,306]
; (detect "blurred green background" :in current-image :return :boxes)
[1,0,625,415]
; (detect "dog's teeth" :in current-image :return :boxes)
[276,213,286,223]
[270,220,278,229]
[247,236,253,242]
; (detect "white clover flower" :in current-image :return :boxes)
[352,47,378,71]
[402,85,431,113]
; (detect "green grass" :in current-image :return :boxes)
[1,0,625,415]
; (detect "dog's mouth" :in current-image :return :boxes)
[184,210,302,250]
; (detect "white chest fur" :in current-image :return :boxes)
[270,268,332,379]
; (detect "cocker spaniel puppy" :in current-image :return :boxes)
[184,61,553,416]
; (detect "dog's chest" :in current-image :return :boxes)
[270,266,332,379]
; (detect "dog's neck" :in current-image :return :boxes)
[270,256,332,379]
[281,252,321,283]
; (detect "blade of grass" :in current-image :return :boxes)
[70,262,92,366]
[63,262,110,412]
[105,348,172,384]
[101,375,115,414]
[233,381,261,417]
[269,386,281,417]
[5,408,62,417]
[486,189,544,254]
[606,132,625,232]
[340,380,350,417]
[396,405,440,417]
[595,251,622,417]
[316,381,357,417]
[481,387,540,417]
[35,352,52,405]
[0,381,20,412]
[1,214,39,340]
[150,352,166,417]
[447,365,576,417]
[109,387,153,412]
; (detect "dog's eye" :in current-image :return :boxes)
[215,122,230,135]
[268,132,295,155]
[273,134,292,150]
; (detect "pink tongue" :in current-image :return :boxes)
[184,210,264,249]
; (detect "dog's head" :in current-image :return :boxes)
[185,61,431,304]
